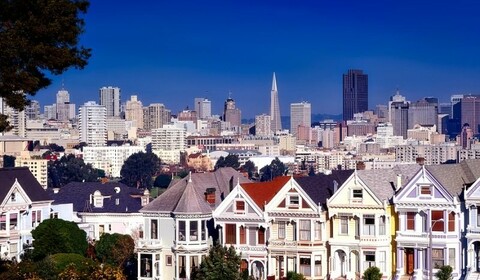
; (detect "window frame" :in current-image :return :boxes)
[340,216,349,235]
[234,200,246,214]
[278,221,286,239]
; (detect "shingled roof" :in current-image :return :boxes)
[0,167,51,202]
[295,170,354,206]
[142,167,250,213]
[241,176,291,209]
[48,182,147,213]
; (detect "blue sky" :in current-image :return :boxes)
[36,1,480,118]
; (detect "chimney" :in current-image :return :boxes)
[205,188,216,204]
[356,161,366,170]
[396,174,402,190]
[416,157,425,166]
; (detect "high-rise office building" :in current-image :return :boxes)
[125,95,144,128]
[461,95,480,135]
[0,97,26,137]
[290,101,311,136]
[223,96,241,129]
[255,114,272,136]
[79,101,107,146]
[388,91,409,138]
[270,72,282,132]
[343,69,368,121]
[408,98,438,129]
[25,100,40,120]
[56,89,75,121]
[99,86,121,117]
[143,103,171,130]
[194,98,212,119]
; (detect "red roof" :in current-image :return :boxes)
[241,176,291,209]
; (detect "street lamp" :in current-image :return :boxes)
[429,218,444,280]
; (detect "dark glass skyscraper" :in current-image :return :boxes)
[343,69,368,121]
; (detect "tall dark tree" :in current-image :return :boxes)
[241,160,256,179]
[31,218,88,261]
[120,152,161,188]
[154,174,172,188]
[0,0,91,132]
[95,233,134,268]
[260,157,287,181]
[214,154,241,170]
[48,154,100,188]
[192,244,241,280]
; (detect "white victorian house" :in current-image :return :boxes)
[137,168,249,280]
[0,167,53,261]
[393,163,470,280]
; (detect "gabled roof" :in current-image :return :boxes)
[142,167,250,213]
[295,170,353,205]
[173,178,212,214]
[241,176,290,209]
[426,161,480,196]
[0,167,51,202]
[48,182,146,213]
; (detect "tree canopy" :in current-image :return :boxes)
[48,154,100,188]
[435,265,453,280]
[31,218,88,261]
[214,154,240,170]
[362,266,383,280]
[0,0,91,132]
[120,152,161,188]
[95,233,135,268]
[192,244,241,280]
[241,160,256,179]
[260,157,287,181]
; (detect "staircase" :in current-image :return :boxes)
[467,272,480,280]
[399,275,411,280]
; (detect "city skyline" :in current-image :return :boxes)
[34,1,480,118]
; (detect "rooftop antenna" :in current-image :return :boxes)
[61,77,65,90]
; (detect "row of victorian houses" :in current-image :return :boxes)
[3,160,480,280]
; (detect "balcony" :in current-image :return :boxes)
[234,244,267,253]
[359,236,390,244]
[269,240,298,247]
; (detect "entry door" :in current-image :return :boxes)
[406,249,414,275]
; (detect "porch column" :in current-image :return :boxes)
[395,247,403,278]
[413,248,421,280]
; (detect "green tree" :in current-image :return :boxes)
[435,265,453,280]
[31,218,88,261]
[2,155,16,167]
[363,266,383,280]
[95,233,135,267]
[287,271,306,280]
[154,173,172,188]
[260,157,287,181]
[241,160,256,179]
[48,154,100,188]
[193,244,241,280]
[0,0,91,132]
[120,152,161,188]
[308,166,316,176]
[214,154,241,170]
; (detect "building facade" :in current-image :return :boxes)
[343,70,368,121]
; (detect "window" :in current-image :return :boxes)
[239,226,246,244]
[406,212,415,230]
[190,221,198,241]
[0,214,6,230]
[300,257,311,276]
[449,248,455,269]
[191,256,199,272]
[432,249,444,268]
[235,200,245,213]
[178,255,186,279]
[431,211,444,232]
[50,212,58,219]
[378,251,386,273]
[340,216,348,234]
[258,227,265,244]
[477,206,480,227]
[201,220,206,240]
[378,216,386,235]
[225,224,236,244]
[32,210,42,228]
[364,252,375,268]
[9,213,18,230]
[314,222,322,240]
[151,220,158,239]
[299,220,311,241]
[99,225,105,235]
[363,215,375,236]
[448,212,455,232]
[420,185,432,195]
[289,195,300,207]
[314,256,322,276]
[352,189,363,199]
[179,221,186,241]
[166,255,172,266]
[278,221,286,239]
[140,254,153,277]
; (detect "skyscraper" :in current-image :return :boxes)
[79,101,107,146]
[99,86,121,117]
[255,114,272,136]
[125,95,144,128]
[143,103,171,130]
[461,95,480,134]
[388,91,409,138]
[408,98,438,129]
[56,89,75,121]
[270,72,282,132]
[343,69,368,121]
[223,96,241,129]
[194,97,212,119]
[290,101,311,136]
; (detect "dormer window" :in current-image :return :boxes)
[93,190,103,208]
[288,195,300,208]
[235,200,245,214]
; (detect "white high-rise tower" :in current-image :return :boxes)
[99,86,121,117]
[270,72,282,132]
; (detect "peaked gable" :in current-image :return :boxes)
[327,171,383,208]
[241,176,290,210]
[265,177,318,213]
[213,183,264,220]
[0,167,50,204]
